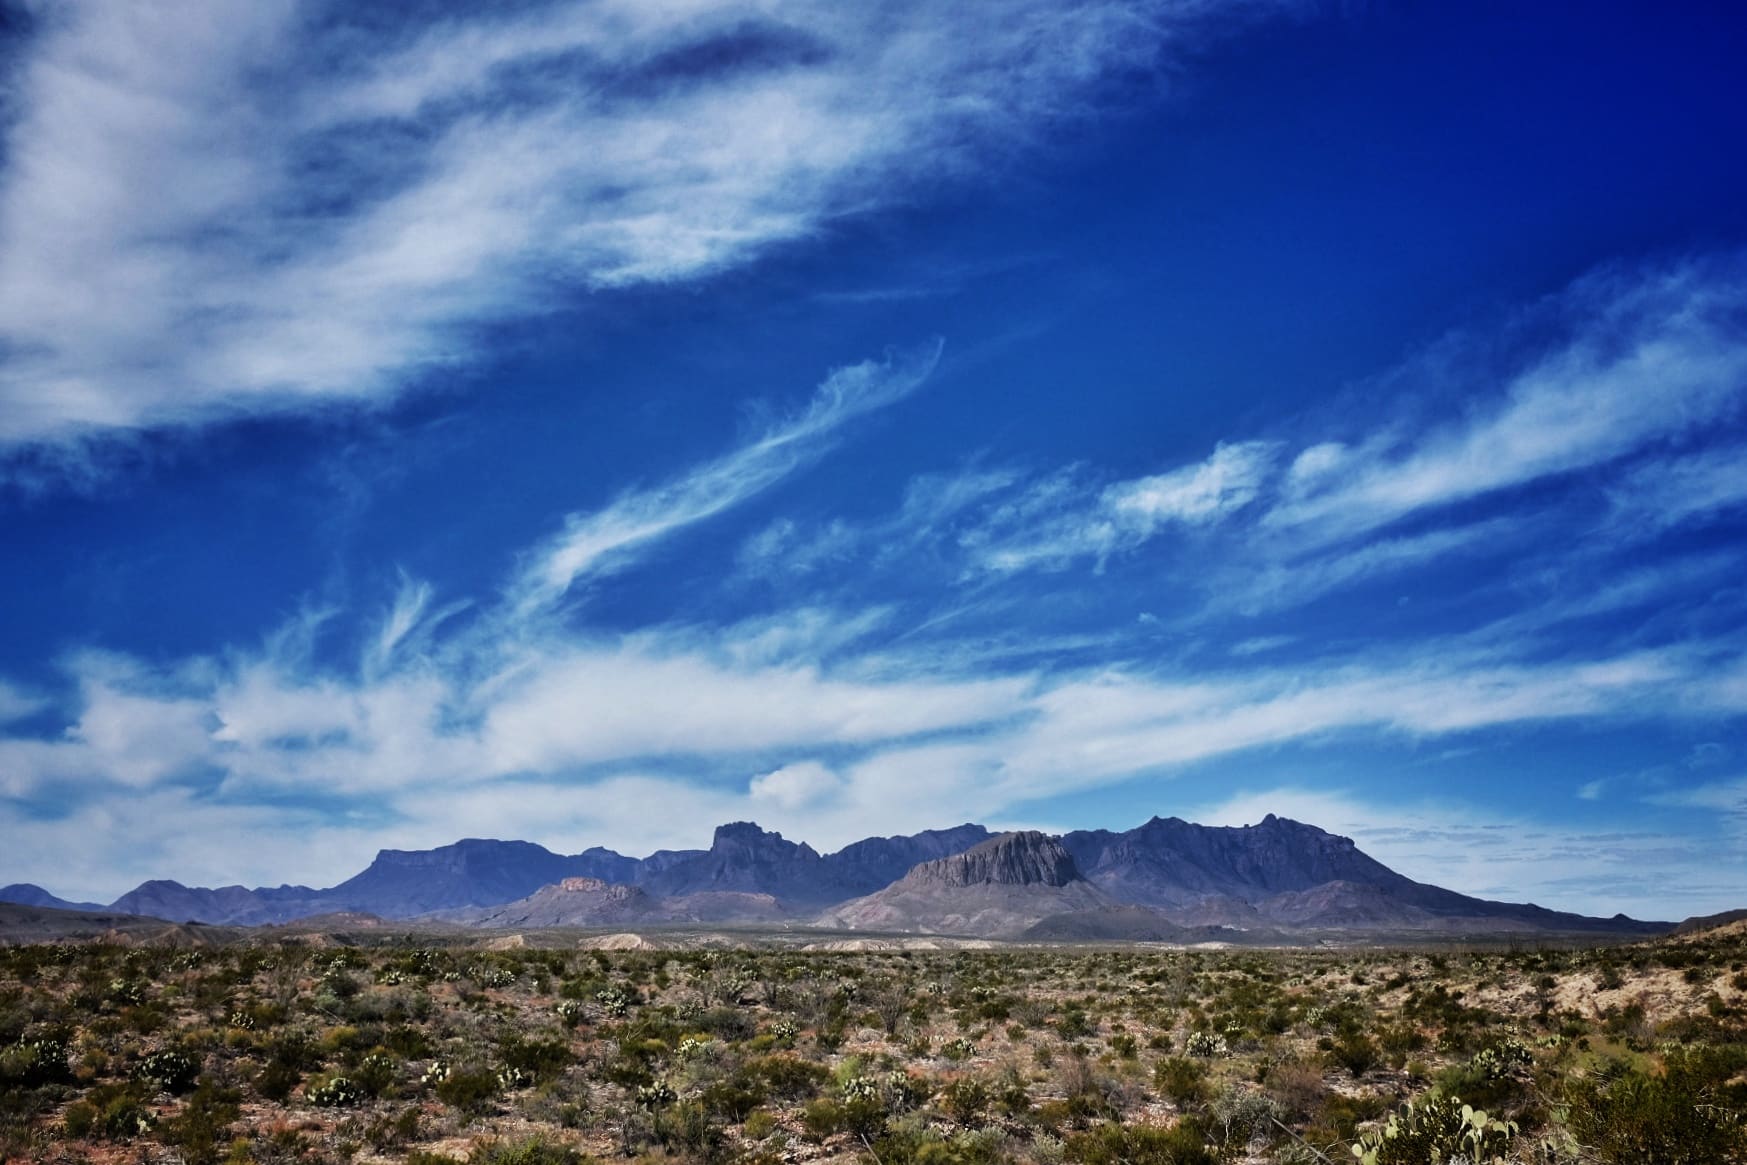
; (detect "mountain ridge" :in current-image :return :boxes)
[0,815,1673,936]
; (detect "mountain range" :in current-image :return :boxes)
[0,815,1672,940]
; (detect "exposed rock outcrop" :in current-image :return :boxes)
[816,832,1123,939]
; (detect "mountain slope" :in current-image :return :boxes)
[108,881,328,926]
[1060,814,1408,906]
[436,877,791,928]
[1061,815,1667,934]
[323,838,614,916]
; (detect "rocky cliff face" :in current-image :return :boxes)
[826,824,992,894]
[442,875,658,927]
[900,831,1080,889]
[818,831,1118,938]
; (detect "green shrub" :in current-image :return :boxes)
[1567,1058,1745,1165]
[255,1031,317,1101]
[500,1035,573,1083]
[1328,1031,1378,1077]
[748,1053,829,1100]
[873,1115,1008,1165]
[66,1084,155,1141]
[938,1076,991,1126]
[1064,1120,1217,1165]
[355,1049,398,1096]
[1057,1007,1096,1038]
[467,1134,592,1164]
[1154,1057,1208,1107]
[436,1065,503,1113]
[800,1097,845,1141]
[159,1081,242,1165]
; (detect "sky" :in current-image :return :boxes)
[2,0,1746,920]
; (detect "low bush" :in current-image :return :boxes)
[1064,1120,1217,1165]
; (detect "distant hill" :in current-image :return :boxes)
[108,880,329,926]
[1671,907,1747,938]
[0,883,105,913]
[322,839,630,917]
[434,877,792,928]
[0,902,231,946]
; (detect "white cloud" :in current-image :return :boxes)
[749,761,844,810]
[706,607,896,669]
[476,642,1028,777]
[965,441,1279,574]
[0,0,1272,452]
[0,788,359,903]
[1104,440,1278,527]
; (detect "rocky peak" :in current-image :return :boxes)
[557,877,608,893]
[902,831,1080,889]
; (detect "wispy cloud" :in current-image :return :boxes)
[958,440,1280,575]
[0,680,46,725]
[0,0,1272,454]
[511,342,941,612]
[1267,253,1747,541]
[1605,442,1747,536]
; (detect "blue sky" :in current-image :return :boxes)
[2,0,1746,919]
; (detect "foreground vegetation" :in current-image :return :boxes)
[2,925,1743,1163]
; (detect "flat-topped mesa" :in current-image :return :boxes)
[710,821,820,860]
[902,831,1080,889]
